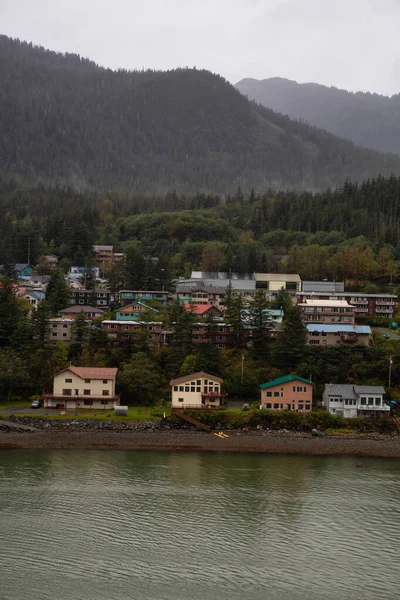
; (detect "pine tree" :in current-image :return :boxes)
[46,269,70,314]
[248,289,273,361]
[274,306,307,370]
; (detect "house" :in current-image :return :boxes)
[176,285,226,308]
[43,254,59,269]
[306,324,372,346]
[59,305,104,320]
[116,302,159,321]
[260,375,313,412]
[323,384,389,418]
[118,290,169,307]
[296,291,396,319]
[48,318,74,343]
[68,288,113,309]
[183,303,223,318]
[101,320,168,346]
[0,263,34,278]
[93,245,114,264]
[299,299,356,324]
[21,291,45,308]
[170,372,225,409]
[44,366,119,409]
[255,273,301,296]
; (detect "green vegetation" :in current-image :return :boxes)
[2,35,400,193]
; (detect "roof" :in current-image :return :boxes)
[14,263,32,271]
[323,384,357,399]
[354,385,385,395]
[118,302,158,312]
[170,371,223,385]
[60,305,104,313]
[260,374,313,389]
[306,324,372,334]
[58,366,118,379]
[176,284,226,294]
[183,303,222,315]
[22,291,45,300]
[297,292,397,299]
[93,245,113,251]
[255,273,301,282]
[300,299,353,307]
[302,281,345,293]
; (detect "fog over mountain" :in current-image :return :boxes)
[235,77,400,155]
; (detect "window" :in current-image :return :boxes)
[293,386,296,392]
[79,300,84,304]
[368,397,374,405]
[102,390,109,396]
[52,333,57,337]
[85,379,90,383]
[196,387,201,392]
[63,324,68,329]
[274,391,280,397]
[266,391,272,397]
[179,386,184,392]
[297,386,302,392]
[65,378,72,383]
[174,386,178,391]
[266,403,272,409]
[361,398,367,406]
[178,398,184,403]
[191,386,196,392]
[102,379,108,384]
[83,399,91,406]
[83,389,91,395]
[63,333,67,337]
[101,400,109,405]
[185,386,189,392]
[62,389,72,395]
[196,380,201,385]
[273,403,279,409]
[376,398,381,406]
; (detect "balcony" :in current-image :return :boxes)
[44,392,120,401]
[357,404,390,412]
[340,335,359,343]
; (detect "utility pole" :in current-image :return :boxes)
[27,237,31,265]
[389,356,393,389]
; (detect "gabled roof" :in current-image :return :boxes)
[354,385,385,395]
[170,371,223,385]
[60,305,104,313]
[260,374,313,389]
[183,303,222,315]
[118,302,158,312]
[58,366,118,379]
[323,384,357,399]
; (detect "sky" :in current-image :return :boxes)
[1,0,400,95]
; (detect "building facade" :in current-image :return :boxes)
[306,324,372,346]
[323,384,389,418]
[59,305,104,320]
[297,292,396,319]
[260,375,313,412]
[170,372,225,409]
[44,366,119,409]
[119,290,169,307]
[68,288,112,309]
[48,318,74,343]
[299,299,356,324]
[115,302,158,321]
[101,320,168,346]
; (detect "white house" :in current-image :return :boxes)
[44,366,119,409]
[170,372,224,409]
[323,384,389,418]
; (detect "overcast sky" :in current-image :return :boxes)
[1,0,400,95]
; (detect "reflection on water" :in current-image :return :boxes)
[0,451,399,600]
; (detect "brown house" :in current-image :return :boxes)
[260,374,313,412]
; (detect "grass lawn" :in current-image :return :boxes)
[0,405,171,422]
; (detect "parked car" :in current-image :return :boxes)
[384,334,390,339]
[31,400,41,409]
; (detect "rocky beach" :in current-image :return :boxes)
[0,418,400,457]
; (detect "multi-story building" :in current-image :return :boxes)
[115,302,159,321]
[44,366,119,410]
[48,318,74,343]
[299,299,356,324]
[176,285,226,308]
[118,290,169,308]
[101,320,168,346]
[255,273,301,296]
[297,292,397,319]
[306,324,372,346]
[170,372,225,409]
[323,384,389,418]
[68,288,112,309]
[93,245,114,264]
[260,374,313,412]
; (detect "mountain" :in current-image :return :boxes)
[235,77,400,155]
[2,36,400,192]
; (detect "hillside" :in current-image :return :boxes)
[235,77,400,155]
[2,36,400,191]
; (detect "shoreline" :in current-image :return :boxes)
[1,429,400,458]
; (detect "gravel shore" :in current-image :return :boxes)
[1,429,400,457]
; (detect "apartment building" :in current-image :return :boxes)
[299,299,356,324]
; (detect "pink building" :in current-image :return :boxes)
[260,374,313,412]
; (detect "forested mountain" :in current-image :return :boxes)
[235,77,400,155]
[2,35,400,192]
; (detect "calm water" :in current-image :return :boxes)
[0,451,400,600]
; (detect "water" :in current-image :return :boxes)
[0,451,399,600]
